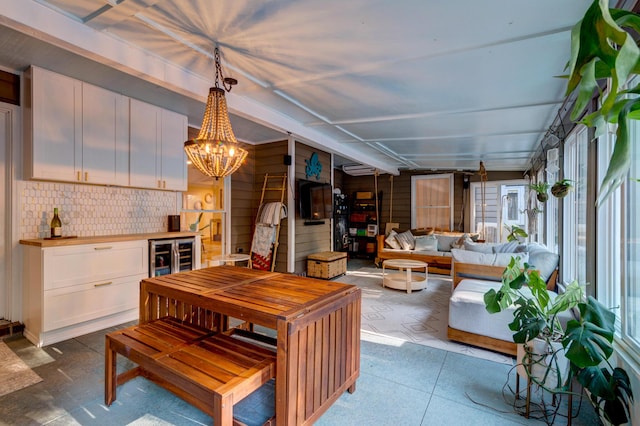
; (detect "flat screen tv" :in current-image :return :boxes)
[298,180,333,221]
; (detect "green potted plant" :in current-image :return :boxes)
[550,179,573,199]
[529,182,550,203]
[484,258,634,425]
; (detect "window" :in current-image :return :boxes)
[561,125,588,285]
[411,174,453,230]
[533,168,546,244]
[624,118,640,350]
[545,149,560,252]
[469,180,528,243]
[596,125,621,332]
[597,111,640,357]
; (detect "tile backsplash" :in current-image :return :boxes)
[19,181,180,239]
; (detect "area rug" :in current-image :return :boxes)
[0,341,42,397]
[334,268,514,365]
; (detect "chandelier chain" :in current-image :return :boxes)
[214,47,234,92]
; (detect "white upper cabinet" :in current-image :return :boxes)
[130,98,187,191]
[81,83,129,186]
[27,66,186,191]
[160,108,187,191]
[28,66,81,182]
[129,98,160,189]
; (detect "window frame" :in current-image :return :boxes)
[410,174,453,231]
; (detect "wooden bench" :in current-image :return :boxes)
[105,317,277,426]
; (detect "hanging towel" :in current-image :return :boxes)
[251,223,276,257]
[257,202,288,225]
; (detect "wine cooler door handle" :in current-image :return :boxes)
[172,242,179,272]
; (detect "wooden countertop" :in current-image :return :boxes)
[19,231,200,247]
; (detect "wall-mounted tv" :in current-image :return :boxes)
[298,179,333,221]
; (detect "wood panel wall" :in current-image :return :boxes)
[253,141,289,272]
[222,136,523,271]
[294,143,332,274]
[339,170,523,234]
[229,142,256,254]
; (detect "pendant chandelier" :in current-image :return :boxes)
[184,47,248,179]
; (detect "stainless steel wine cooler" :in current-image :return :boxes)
[149,237,196,277]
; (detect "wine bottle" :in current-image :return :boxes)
[50,208,62,238]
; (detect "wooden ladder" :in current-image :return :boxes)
[256,173,287,272]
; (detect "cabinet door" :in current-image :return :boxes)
[160,108,187,191]
[82,83,120,185]
[30,67,81,181]
[129,99,160,189]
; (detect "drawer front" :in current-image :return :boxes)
[43,273,144,331]
[43,240,148,290]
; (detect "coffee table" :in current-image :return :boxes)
[382,259,428,293]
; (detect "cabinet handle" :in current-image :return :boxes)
[94,246,113,251]
[163,180,166,189]
[77,171,81,181]
[94,281,113,287]
[158,179,162,188]
[85,171,88,181]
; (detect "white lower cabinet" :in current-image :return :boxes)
[22,240,148,347]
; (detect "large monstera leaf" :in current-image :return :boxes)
[563,297,634,424]
[565,0,640,205]
[576,366,634,425]
[563,296,615,367]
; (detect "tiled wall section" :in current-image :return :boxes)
[19,181,179,239]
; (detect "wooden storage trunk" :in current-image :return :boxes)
[307,251,347,279]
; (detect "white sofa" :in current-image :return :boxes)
[447,244,563,356]
[376,231,474,275]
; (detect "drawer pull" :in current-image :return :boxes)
[94,246,113,251]
[94,281,113,287]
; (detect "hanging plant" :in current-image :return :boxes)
[551,179,573,198]
[505,224,528,242]
[529,182,550,202]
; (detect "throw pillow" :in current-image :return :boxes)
[451,249,496,265]
[395,230,415,250]
[451,233,469,249]
[493,252,529,266]
[527,246,560,282]
[434,234,460,252]
[492,241,523,253]
[463,240,495,254]
[451,249,528,267]
[385,230,401,249]
[414,235,438,251]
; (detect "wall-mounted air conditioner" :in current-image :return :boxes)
[342,164,377,176]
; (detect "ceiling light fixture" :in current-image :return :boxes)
[184,47,247,180]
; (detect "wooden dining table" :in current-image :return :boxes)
[138,265,361,426]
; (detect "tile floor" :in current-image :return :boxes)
[0,260,601,425]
